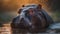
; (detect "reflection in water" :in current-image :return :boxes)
[0,23,60,34]
[0,24,11,34]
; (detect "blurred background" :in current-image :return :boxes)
[0,0,60,25]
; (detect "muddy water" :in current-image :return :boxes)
[0,24,11,34]
[0,24,29,34]
[0,23,58,34]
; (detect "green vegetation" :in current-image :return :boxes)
[0,13,12,23]
[52,11,60,23]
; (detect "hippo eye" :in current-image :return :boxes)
[24,10,28,13]
[24,10,29,15]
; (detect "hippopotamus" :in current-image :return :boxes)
[11,4,54,33]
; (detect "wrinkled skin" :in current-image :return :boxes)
[11,4,54,33]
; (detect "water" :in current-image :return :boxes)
[0,23,60,34]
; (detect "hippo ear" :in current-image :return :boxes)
[22,5,25,7]
[37,4,42,9]
[18,9,22,14]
